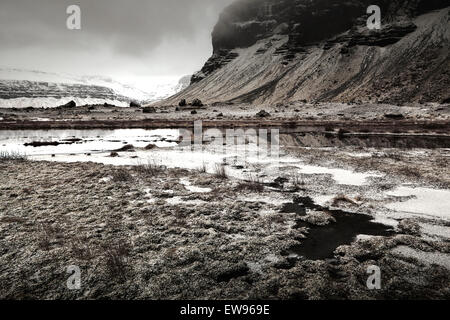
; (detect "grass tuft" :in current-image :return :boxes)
[134,160,164,177]
[112,168,133,182]
[237,174,264,192]
[103,242,131,281]
[197,162,207,174]
[214,163,228,179]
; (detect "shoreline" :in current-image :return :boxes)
[1,118,450,134]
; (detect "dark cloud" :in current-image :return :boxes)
[0,0,236,77]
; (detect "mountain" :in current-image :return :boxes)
[163,0,450,106]
[0,69,188,108]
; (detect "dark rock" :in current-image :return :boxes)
[441,96,450,104]
[60,100,76,108]
[24,141,60,147]
[191,110,198,115]
[213,262,249,282]
[340,47,350,54]
[142,107,156,114]
[110,152,119,157]
[398,219,421,235]
[256,110,271,118]
[190,50,239,84]
[130,101,141,108]
[145,144,157,150]
[191,99,203,107]
[178,99,187,107]
[114,144,134,152]
[274,177,289,186]
[273,258,297,270]
[384,113,405,120]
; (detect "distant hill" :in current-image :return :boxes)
[0,69,188,108]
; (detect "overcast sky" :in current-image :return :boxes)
[0,0,235,80]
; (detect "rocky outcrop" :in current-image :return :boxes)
[191,50,240,83]
[166,0,450,105]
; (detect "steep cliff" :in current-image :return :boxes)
[164,0,449,105]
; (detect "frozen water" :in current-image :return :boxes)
[295,164,383,186]
[386,186,450,220]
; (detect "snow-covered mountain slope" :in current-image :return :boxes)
[162,0,450,106]
[0,69,188,108]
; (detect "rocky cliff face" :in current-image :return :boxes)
[168,0,449,105]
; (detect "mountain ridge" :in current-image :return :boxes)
[161,0,449,106]
[0,68,190,108]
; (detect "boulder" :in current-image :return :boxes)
[384,113,405,120]
[178,99,187,107]
[145,143,157,150]
[256,110,271,118]
[441,96,450,104]
[114,144,135,152]
[130,101,141,108]
[60,100,76,108]
[191,99,203,107]
[142,106,157,114]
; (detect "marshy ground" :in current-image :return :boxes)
[0,103,449,299]
[0,147,448,299]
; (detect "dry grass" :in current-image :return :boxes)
[103,242,131,281]
[197,162,207,173]
[236,175,264,192]
[70,236,95,261]
[134,160,164,177]
[331,195,357,206]
[1,216,27,223]
[269,214,286,225]
[112,168,134,182]
[214,164,228,179]
[396,165,422,178]
[171,208,188,228]
[37,224,64,250]
[291,173,305,188]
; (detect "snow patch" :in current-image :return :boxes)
[296,164,383,186]
[386,186,450,220]
[180,178,212,193]
[392,246,450,269]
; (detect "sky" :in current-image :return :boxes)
[0,0,236,82]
